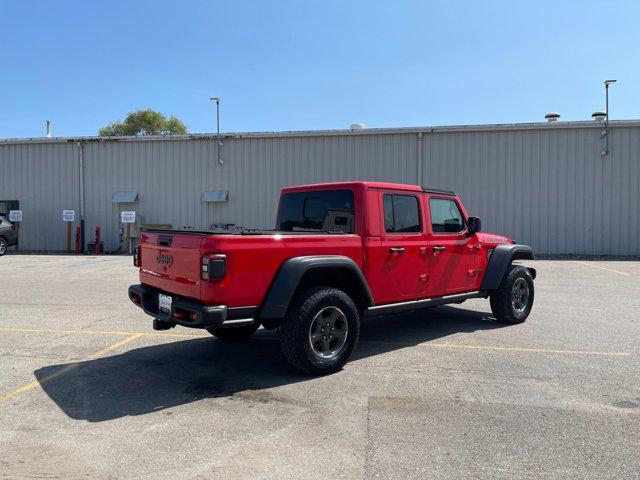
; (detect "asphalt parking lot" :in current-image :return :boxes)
[1,255,639,479]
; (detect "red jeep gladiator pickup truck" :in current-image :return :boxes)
[129,181,535,375]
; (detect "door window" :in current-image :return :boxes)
[383,194,421,234]
[429,198,465,233]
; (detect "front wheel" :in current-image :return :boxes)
[279,287,360,375]
[0,238,7,256]
[490,265,534,324]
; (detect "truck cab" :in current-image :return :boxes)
[129,181,535,375]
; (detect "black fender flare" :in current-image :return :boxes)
[480,244,536,290]
[259,255,374,319]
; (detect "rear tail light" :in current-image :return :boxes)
[201,254,226,281]
[133,246,141,267]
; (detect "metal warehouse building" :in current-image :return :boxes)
[1,120,639,255]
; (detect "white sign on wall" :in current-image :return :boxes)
[9,210,22,222]
[121,211,136,224]
[62,210,75,222]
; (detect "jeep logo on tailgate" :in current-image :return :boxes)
[156,252,173,267]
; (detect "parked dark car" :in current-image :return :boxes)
[0,216,17,255]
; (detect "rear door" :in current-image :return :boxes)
[139,231,204,300]
[378,190,428,301]
[425,196,476,296]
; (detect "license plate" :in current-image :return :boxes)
[158,293,172,313]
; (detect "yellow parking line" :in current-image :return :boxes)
[362,340,631,356]
[0,334,142,404]
[417,342,631,356]
[0,364,79,405]
[575,261,631,276]
[1,327,631,358]
[0,327,204,338]
[86,334,143,358]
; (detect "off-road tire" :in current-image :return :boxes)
[490,264,534,324]
[0,237,7,256]
[206,323,259,340]
[279,286,360,375]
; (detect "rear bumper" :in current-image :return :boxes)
[128,284,231,328]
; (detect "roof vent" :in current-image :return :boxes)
[349,123,366,130]
[544,112,560,122]
[45,120,52,137]
[591,111,606,121]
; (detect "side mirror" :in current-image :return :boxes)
[467,216,481,237]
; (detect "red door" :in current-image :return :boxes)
[425,196,476,296]
[378,190,428,302]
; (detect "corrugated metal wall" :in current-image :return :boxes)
[0,142,79,251]
[420,127,640,255]
[1,123,638,255]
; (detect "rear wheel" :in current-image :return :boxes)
[279,286,360,375]
[206,323,259,340]
[490,265,534,324]
[0,238,7,256]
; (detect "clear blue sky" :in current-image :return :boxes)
[1,0,638,138]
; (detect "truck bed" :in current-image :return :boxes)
[141,228,350,236]
[138,229,364,308]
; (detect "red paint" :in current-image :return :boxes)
[137,182,513,308]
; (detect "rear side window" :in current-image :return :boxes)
[429,198,465,233]
[277,190,355,233]
[383,194,421,233]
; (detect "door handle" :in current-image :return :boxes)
[389,247,405,254]
[432,246,446,255]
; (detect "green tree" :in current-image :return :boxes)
[99,109,188,136]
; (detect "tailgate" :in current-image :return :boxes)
[139,231,203,299]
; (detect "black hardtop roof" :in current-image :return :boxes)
[422,187,456,195]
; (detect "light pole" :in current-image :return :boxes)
[210,97,223,165]
[602,80,616,156]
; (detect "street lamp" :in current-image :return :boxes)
[210,97,223,165]
[602,80,617,156]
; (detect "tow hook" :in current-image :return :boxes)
[153,319,176,331]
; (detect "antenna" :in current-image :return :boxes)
[210,98,222,165]
[602,80,617,156]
